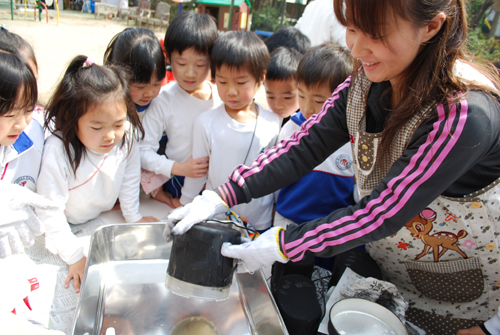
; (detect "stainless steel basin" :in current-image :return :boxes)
[72,223,288,335]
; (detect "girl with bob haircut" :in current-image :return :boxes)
[104,27,166,115]
[37,56,157,293]
[167,0,500,334]
[0,40,45,257]
[176,30,280,232]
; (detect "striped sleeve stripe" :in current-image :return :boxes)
[229,79,351,187]
[221,183,233,207]
[284,100,469,261]
[218,182,238,207]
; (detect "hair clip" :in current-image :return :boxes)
[82,57,95,68]
[0,25,9,31]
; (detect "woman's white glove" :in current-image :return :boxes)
[0,181,60,258]
[221,227,289,273]
[163,190,228,241]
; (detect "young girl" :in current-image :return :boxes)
[170,1,500,334]
[0,39,45,256]
[178,31,280,232]
[104,27,166,116]
[0,28,50,139]
[36,56,157,293]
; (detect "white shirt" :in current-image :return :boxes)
[139,81,222,178]
[294,0,347,47]
[0,119,44,191]
[36,132,142,264]
[180,104,280,231]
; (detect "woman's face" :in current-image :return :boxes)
[345,13,429,88]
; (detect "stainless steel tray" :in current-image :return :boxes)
[72,223,288,335]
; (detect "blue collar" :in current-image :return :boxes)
[136,101,152,113]
[291,111,306,126]
[12,131,33,154]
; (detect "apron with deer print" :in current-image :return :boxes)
[346,70,500,334]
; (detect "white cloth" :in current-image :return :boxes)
[36,133,142,265]
[180,104,280,231]
[294,0,347,47]
[0,119,44,191]
[139,81,222,178]
[0,181,60,258]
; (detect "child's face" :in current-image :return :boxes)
[264,79,299,118]
[297,81,332,119]
[215,65,262,114]
[169,47,210,95]
[129,73,162,106]
[77,100,127,154]
[0,107,33,146]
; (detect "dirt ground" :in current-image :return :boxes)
[0,10,268,107]
[0,10,165,104]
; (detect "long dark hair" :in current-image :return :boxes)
[45,55,144,174]
[0,41,37,117]
[334,0,500,156]
[104,27,165,84]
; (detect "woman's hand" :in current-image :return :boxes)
[456,326,486,335]
[65,256,87,293]
[136,216,158,223]
[172,156,209,178]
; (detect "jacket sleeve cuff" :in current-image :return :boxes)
[159,159,174,179]
[65,248,85,266]
[179,194,194,206]
[123,212,143,223]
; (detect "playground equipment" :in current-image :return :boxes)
[0,0,14,19]
[24,0,60,25]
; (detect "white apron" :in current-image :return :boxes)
[346,70,500,334]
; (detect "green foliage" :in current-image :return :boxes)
[250,6,281,32]
[467,29,500,61]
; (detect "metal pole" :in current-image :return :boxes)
[227,0,234,30]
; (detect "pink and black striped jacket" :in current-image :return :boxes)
[216,77,500,262]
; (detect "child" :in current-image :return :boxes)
[36,56,157,293]
[0,28,49,139]
[264,47,302,126]
[179,31,280,232]
[0,39,44,255]
[104,27,166,117]
[139,12,220,207]
[274,43,354,230]
[264,26,311,55]
[171,0,500,333]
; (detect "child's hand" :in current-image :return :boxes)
[65,256,87,293]
[456,326,486,335]
[171,198,183,208]
[172,156,209,178]
[136,216,158,223]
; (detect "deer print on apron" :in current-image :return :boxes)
[346,70,500,335]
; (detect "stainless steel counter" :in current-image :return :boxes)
[72,223,288,335]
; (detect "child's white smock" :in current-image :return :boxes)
[139,81,221,178]
[0,119,44,191]
[180,103,280,231]
[36,132,142,265]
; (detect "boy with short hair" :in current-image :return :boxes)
[139,12,220,207]
[264,26,311,55]
[274,43,355,228]
[264,47,303,126]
